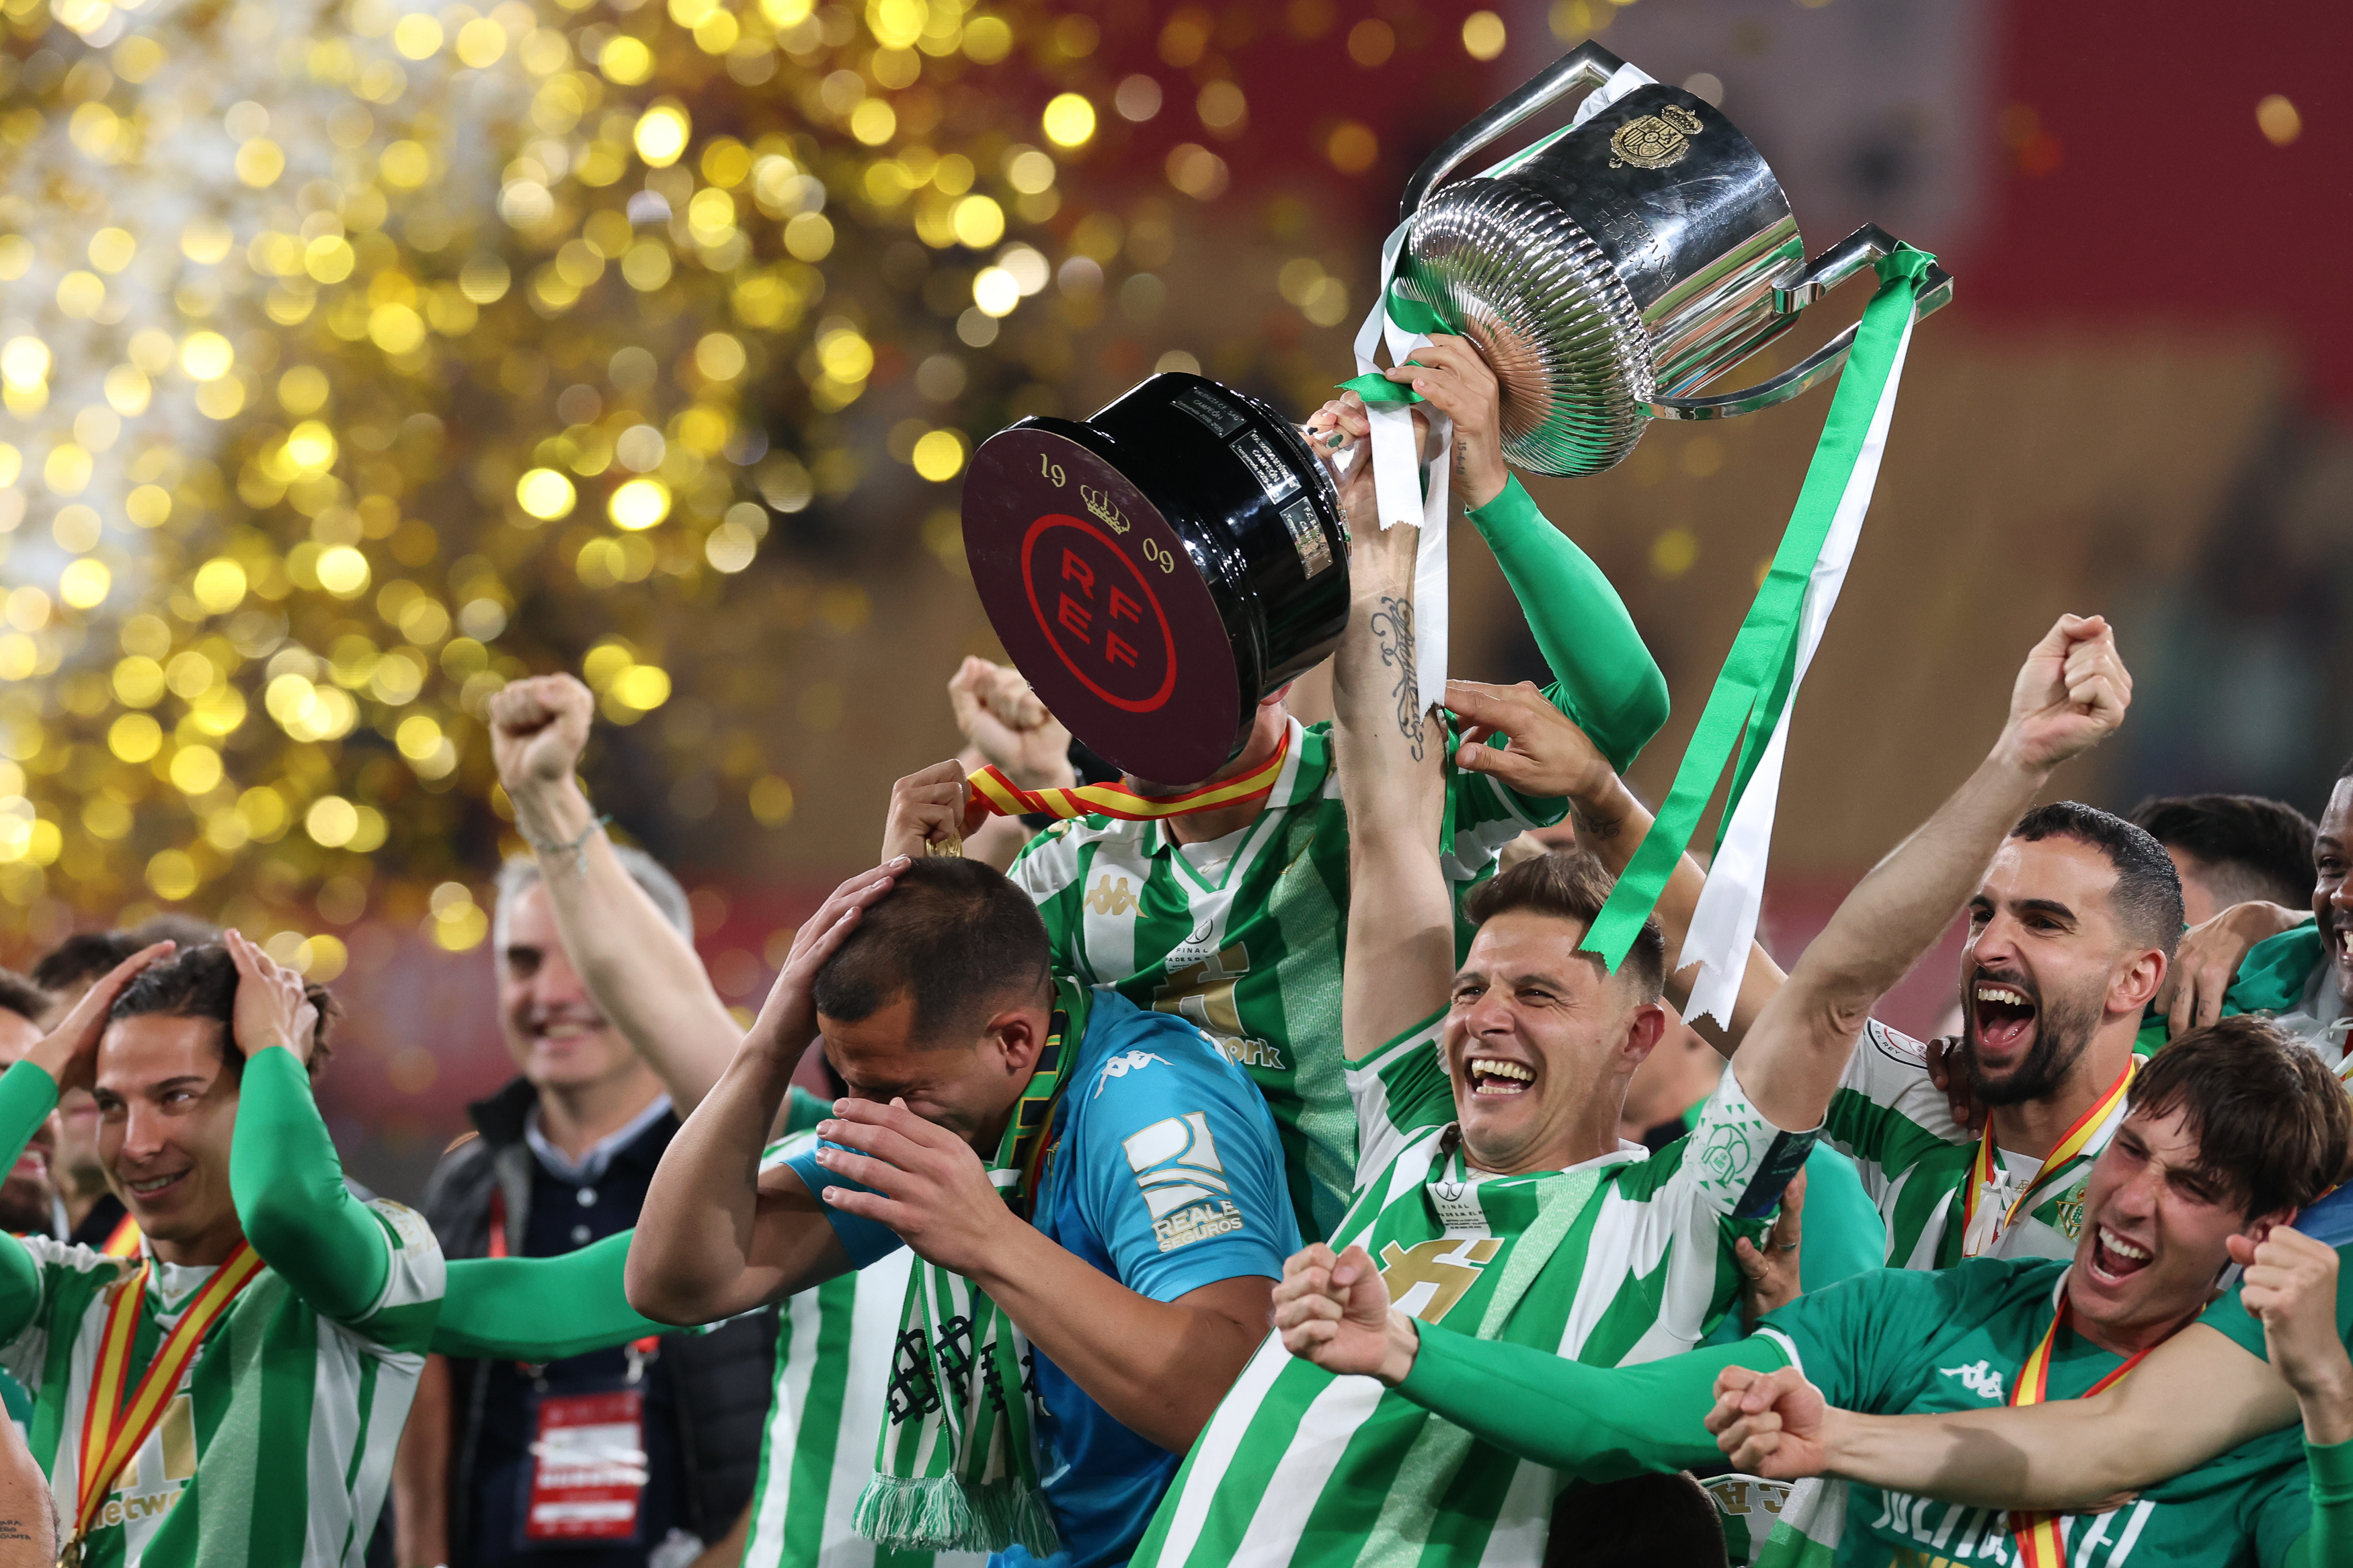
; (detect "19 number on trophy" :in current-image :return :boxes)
[1039,454,1066,487]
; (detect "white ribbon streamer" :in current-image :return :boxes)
[1678,311,1919,1028]
[1345,60,1653,714]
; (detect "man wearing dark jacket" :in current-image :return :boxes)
[400,848,764,1568]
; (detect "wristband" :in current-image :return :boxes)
[524,813,610,877]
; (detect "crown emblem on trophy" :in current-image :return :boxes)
[1608,102,1705,170]
[1079,484,1131,534]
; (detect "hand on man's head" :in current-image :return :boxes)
[224,928,321,1065]
[748,861,906,1063]
[29,941,174,1096]
[487,673,596,796]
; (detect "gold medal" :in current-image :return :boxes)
[58,1538,81,1568]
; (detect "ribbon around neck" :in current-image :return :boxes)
[965,727,1291,823]
[1337,58,1654,716]
[1585,245,1939,989]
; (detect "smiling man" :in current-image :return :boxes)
[1278,1019,2353,1568]
[0,935,449,1568]
[1127,552,2129,1559]
[411,850,768,1568]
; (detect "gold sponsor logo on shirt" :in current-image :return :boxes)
[1154,944,1289,1071]
[1378,1237,1502,1325]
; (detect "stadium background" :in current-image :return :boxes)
[0,0,2344,1197]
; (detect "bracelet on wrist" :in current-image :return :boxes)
[523,813,611,877]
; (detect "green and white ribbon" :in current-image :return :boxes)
[852,981,1082,1556]
[1338,59,1654,713]
[1583,247,1940,1000]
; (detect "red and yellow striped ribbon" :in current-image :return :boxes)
[2007,1293,2150,1567]
[1960,1057,2135,1258]
[966,729,1291,823]
[71,1243,264,1548]
[100,1212,142,1258]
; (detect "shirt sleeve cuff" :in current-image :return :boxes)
[2310,1433,2353,1503]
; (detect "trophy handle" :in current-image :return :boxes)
[1400,42,1634,220]
[1641,224,1954,422]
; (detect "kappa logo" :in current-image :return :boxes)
[1123,1112,1246,1251]
[1085,874,1138,916]
[1938,1360,2005,1401]
[1094,1049,1171,1097]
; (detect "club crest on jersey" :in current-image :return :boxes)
[1086,874,1139,916]
[1378,1237,1502,1325]
[1938,1360,2005,1401]
[1123,1112,1246,1251]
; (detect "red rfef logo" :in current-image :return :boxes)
[1020,513,1179,713]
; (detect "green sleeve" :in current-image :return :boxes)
[1394,1323,1787,1479]
[228,1047,390,1323]
[1464,474,1669,774]
[433,1233,669,1360]
[783,1086,830,1137]
[2229,925,2327,1020]
[1796,1144,1886,1294]
[2298,1436,2353,1568]
[0,1065,54,1344]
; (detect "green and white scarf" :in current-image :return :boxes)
[852,980,1084,1557]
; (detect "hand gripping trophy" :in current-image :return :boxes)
[956,43,1950,988]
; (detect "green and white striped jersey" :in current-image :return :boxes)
[1826,1021,2128,1270]
[745,1132,984,1568]
[1008,716,1565,1243]
[1131,1012,1813,1568]
[1,1205,443,1568]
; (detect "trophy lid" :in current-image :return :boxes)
[963,376,1349,788]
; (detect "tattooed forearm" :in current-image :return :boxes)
[1568,801,1622,843]
[1367,595,1425,761]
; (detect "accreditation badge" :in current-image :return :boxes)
[520,1387,651,1544]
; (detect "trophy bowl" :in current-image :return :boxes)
[961,374,1351,786]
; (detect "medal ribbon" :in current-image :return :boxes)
[1959,1057,2136,1259]
[964,729,1290,825]
[2006,1292,2151,1568]
[99,1214,142,1258]
[70,1244,264,1550]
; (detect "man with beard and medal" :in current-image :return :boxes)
[1519,696,2184,1272]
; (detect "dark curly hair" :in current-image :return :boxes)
[106,945,337,1081]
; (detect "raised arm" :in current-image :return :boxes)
[624,868,897,1323]
[433,1233,668,1360]
[1375,333,1670,773]
[1320,401,1453,1062]
[489,674,740,1113]
[1728,615,2131,1132]
[221,930,397,1323]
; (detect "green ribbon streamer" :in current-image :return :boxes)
[1336,291,1460,405]
[1581,245,1938,971]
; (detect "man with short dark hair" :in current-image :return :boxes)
[627,850,1299,1568]
[2131,792,2317,924]
[1281,1018,2353,1567]
[30,919,215,1255]
[1557,727,2184,1270]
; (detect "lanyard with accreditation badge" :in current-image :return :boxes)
[1958,1059,2135,1257]
[487,1189,666,1544]
[61,1243,264,1568]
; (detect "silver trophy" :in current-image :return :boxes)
[1396,42,1954,476]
